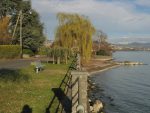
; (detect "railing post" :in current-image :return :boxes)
[71,71,89,113]
[76,53,81,71]
[77,75,85,113]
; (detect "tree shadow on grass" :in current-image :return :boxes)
[0,68,29,82]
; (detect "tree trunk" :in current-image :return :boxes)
[65,54,68,64]
[57,57,60,64]
[53,55,55,64]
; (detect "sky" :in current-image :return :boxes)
[31,0,150,44]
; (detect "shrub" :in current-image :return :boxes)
[23,49,34,56]
[38,47,49,55]
[96,49,111,56]
[0,69,29,82]
[0,45,21,58]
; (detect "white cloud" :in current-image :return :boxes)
[135,0,150,7]
[32,0,150,41]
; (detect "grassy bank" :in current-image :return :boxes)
[0,63,69,113]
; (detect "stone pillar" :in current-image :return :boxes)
[71,71,89,113]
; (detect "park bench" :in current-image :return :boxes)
[34,61,44,73]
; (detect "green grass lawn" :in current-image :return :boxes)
[0,63,70,113]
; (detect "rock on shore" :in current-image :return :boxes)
[90,100,103,113]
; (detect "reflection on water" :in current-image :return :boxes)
[90,51,150,113]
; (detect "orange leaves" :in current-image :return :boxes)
[0,16,11,44]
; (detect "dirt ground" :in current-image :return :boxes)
[83,57,117,72]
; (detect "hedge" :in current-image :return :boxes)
[38,47,49,55]
[23,49,34,56]
[0,45,21,58]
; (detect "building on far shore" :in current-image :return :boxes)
[111,44,150,51]
[44,39,53,47]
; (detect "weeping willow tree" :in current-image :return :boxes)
[55,13,95,63]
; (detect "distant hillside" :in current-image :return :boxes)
[116,42,150,48]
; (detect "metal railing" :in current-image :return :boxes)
[46,54,87,113]
[46,56,77,113]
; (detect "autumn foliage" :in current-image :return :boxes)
[0,16,11,45]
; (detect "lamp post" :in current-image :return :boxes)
[12,0,31,58]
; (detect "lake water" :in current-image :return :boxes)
[90,51,150,113]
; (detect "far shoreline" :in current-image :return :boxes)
[89,64,121,75]
[83,56,121,75]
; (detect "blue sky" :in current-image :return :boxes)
[31,0,150,44]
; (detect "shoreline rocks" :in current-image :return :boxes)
[90,100,104,113]
[88,78,105,113]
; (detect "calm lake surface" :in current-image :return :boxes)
[90,51,150,113]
